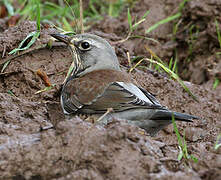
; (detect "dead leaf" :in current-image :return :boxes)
[36,69,52,87]
[7,14,20,27]
[0,5,7,18]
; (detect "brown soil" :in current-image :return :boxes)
[0,1,220,180]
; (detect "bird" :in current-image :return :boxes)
[51,33,199,136]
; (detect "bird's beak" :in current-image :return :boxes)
[51,33,71,44]
[51,33,82,82]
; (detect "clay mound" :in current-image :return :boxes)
[0,21,220,179]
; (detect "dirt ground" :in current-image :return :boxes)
[0,0,220,179]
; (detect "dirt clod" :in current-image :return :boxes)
[0,0,221,179]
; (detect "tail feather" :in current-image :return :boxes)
[151,110,199,122]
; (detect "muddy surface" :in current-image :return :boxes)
[0,0,220,180]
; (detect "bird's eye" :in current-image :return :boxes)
[79,41,91,50]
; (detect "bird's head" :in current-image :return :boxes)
[51,33,120,77]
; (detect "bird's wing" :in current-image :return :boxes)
[60,68,167,114]
[61,79,165,114]
[79,82,165,113]
[138,86,163,107]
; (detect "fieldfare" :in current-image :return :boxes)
[51,33,199,136]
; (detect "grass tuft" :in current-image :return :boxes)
[9,0,41,55]
[117,9,149,43]
[144,46,198,101]
[172,115,198,163]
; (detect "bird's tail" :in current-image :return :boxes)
[150,110,199,122]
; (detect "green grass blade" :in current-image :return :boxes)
[36,0,41,31]
[3,0,14,16]
[131,10,149,31]
[131,35,160,44]
[215,19,221,49]
[213,78,220,89]
[190,155,198,163]
[169,57,173,70]
[172,115,198,162]
[172,56,177,73]
[182,131,190,159]
[35,85,54,94]
[142,10,150,19]
[144,53,198,101]
[43,1,61,9]
[132,18,146,31]
[178,0,190,11]
[62,17,73,31]
[108,3,113,17]
[172,115,183,149]
[178,146,184,161]
[89,1,99,17]
[146,12,181,34]
[172,114,184,161]
[7,90,16,97]
[215,134,221,150]
[9,31,40,55]
[1,60,11,73]
[127,8,132,30]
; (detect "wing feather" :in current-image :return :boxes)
[80,82,163,113]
